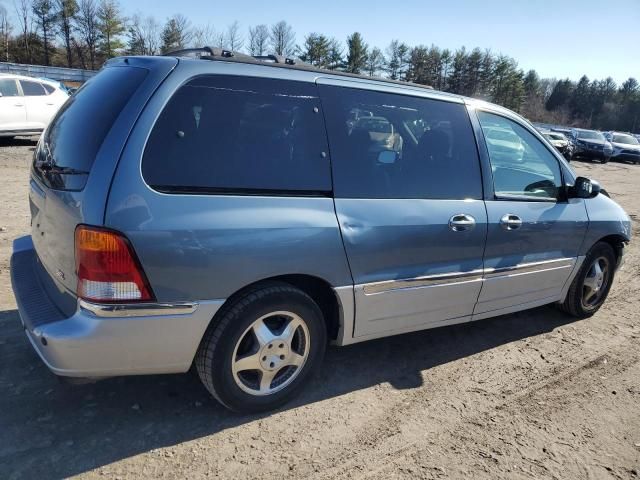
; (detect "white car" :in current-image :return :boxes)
[0,74,69,137]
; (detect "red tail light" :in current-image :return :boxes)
[75,225,154,303]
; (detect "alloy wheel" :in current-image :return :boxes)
[231,311,310,396]
[581,256,610,309]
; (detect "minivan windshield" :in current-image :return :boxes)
[33,66,148,190]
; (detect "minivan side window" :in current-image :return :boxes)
[477,111,562,200]
[143,75,332,194]
[20,80,47,96]
[319,85,482,199]
[0,79,20,97]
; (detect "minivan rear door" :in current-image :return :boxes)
[318,80,488,340]
[29,57,177,313]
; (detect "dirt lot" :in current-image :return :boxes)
[0,138,638,480]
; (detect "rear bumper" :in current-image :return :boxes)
[10,236,223,377]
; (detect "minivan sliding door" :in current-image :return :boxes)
[318,80,488,340]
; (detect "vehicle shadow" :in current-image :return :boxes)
[0,305,577,479]
[0,136,38,148]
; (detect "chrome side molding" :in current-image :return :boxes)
[361,257,576,295]
[484,257,575,278]
[79,300,199,318]
[362,270,484,295]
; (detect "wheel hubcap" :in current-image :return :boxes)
[231,311,310,396]
[582,256,610,309]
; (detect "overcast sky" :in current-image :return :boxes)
[2,0,638,83]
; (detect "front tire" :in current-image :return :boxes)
[196,282,326,413]
[558,242,616,318]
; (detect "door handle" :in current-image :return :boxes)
[449,214,476,232]
[14,103,24,107]
[500,213,522,230]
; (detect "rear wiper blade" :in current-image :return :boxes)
[36,163,89,175]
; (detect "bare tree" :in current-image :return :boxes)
[14,0,34,63]
[191,22,217,47]
[269,20,294,56]
[0,5,11,61]
[226,20,242,52]
[142,15,160,55]
[248,23,268,56]
[214,30,225,49]
[76,0,99,68]
[128,14,160,55]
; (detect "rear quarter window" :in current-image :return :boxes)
[20,80,47,96]
[142,75,332,194]
[33,66,149,190]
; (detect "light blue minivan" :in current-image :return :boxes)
[11,49,631,412]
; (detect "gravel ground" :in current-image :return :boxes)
[0,138,639,479]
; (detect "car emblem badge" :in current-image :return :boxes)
[55,269,65,281]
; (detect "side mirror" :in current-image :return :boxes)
[571,176,601,199]
[377,150,397,164]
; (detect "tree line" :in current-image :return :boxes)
[0,1,638,133]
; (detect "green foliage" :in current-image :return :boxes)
[299,32,331,68]
[2,9,638,132]
[345,32,367,74]
[32,0,57,65]
[97,0,125,58]
[161,14,191,54]
[385,39,409,80]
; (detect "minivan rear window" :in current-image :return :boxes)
[33,66,148,191]
[142,75,332,195]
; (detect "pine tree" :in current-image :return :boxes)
[32,0,57,65]
[97,0,125,58]
[345,32,367,74]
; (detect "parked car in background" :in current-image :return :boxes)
[542,130,573,160]
[0,74,69,138]
[38,77,72,95]
[483,126,525,162]
[604,131,640,164]
[10,52,631,413]
[570,129,613,163]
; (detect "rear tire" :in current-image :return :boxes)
[558,242,616,318]
[195,282,326,413]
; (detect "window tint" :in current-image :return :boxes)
[20,80,47,96]
[0,79,19,97]
[478,111,562,200]
[42,83,55,95]
[319,85,482,199]
[143,75,331,194]
[33,66,148,191]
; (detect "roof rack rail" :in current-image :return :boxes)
[253,54,297,65]
[159,46,439,94]
[164,47,299,65]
